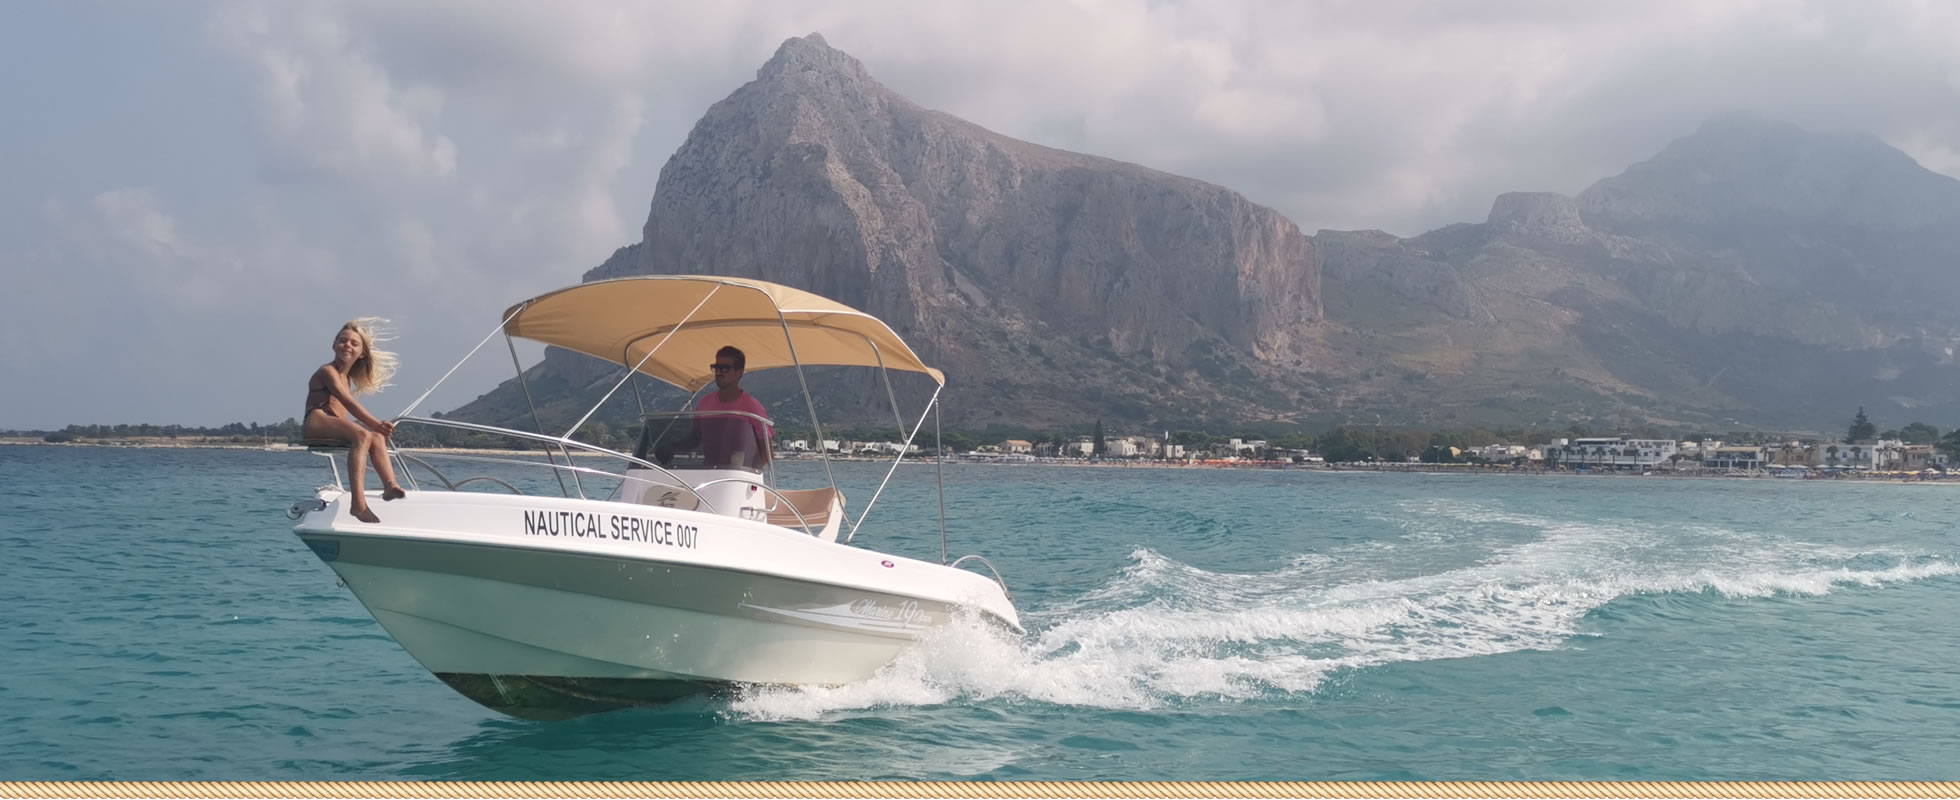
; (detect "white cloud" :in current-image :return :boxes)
[91,189,201,265]
[1894,132,1960,176]
[209,1,459,181]
[571,95,645,252]
[42,188,261,309]
[217,0,1955,247]
[11,0,1960,428]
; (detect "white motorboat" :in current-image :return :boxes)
[288,276,1019,719]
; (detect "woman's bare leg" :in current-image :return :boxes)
[369,437,405,500]
[304,412,382,523]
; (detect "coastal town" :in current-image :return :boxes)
[772,405,1954,478]
[10,409,1958,482]
[771,430,1954,478]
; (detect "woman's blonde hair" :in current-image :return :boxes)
[340,317,398,395]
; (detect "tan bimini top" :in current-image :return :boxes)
[501,275,945,392]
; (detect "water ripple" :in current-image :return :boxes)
[7,448,1960,780]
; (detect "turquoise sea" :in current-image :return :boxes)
[4,444,1960,780]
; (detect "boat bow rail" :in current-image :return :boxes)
[364,415,857,537]
[949,554,1014,604]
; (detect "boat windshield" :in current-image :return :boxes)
[632,410,771,474]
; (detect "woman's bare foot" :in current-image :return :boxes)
[381,485,406,501]
[352,504,381,524]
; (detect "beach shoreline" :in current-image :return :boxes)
[4,438,1951,484]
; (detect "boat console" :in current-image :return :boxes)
[627,411,845,540]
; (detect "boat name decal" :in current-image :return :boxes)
[849,598,928,626]
[521,509,698,548]
[737,599,938,634]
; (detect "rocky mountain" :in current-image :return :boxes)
[1576,116,1960,330]
[453,34,1324,432]
[1316,115,1960,430]
[450,38,1960,436]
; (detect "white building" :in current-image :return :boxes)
[1819,441,1886,470]
[1819,439,1942,471]
[1702,446,1767,470]
[1474,444,1528,462]
[1544,437,1679,469]
[1228,438,1269,456]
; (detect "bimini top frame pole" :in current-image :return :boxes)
[395,305,528,421]
[504,323,573,499]
[935,400,947,565]
[847,383,943,544]
[772,290,840,500]
[561,286,722,441]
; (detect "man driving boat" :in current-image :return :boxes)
[655,345,773,469]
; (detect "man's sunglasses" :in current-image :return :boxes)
[709,364,739,374]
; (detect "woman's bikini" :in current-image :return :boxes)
[306,376,339,418]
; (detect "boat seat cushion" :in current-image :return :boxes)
[768,487,845,533]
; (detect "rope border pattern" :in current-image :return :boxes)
[4,783,1959,799]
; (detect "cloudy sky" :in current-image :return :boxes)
[5,0,1960,429]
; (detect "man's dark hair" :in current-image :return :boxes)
[716,345,746,370]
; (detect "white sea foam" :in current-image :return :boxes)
[729,500,1960,721]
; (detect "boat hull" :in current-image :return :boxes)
[429,673,727,720]
[293,488,1017,718]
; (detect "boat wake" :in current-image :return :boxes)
[730,501,1960,721]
